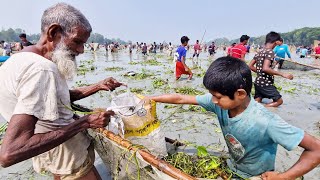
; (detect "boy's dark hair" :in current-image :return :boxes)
[181,36,190,44]
[203,56,252,99]
[19,33,27,38]
[265,31,281,44]
[240,35,250,42]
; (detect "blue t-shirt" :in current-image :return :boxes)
[273,44,291,59]
[301,48,308,56]
[196,94,304,178]
[176,46,187,62]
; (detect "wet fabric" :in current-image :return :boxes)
[196,94,304,178]
[253,49,275,87]
[254,83,282,101]
[175,61,191,78]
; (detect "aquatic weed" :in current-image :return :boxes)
[174,87,205,95]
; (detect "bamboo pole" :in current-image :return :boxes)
[96,128,197,180]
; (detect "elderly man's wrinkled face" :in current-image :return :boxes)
[51,26,90,80]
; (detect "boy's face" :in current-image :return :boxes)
[209,90,247,110]
[183,41,189,46]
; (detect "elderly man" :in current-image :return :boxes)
[0,3,123,180]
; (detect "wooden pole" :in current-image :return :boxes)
[97,128,197,180]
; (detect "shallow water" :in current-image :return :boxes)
[0,49,319,179]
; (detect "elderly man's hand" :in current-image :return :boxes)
[98,77,125,91]
[86,110,115,128]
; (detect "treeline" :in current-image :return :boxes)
[211,27,320,46]
[0,28,128,44]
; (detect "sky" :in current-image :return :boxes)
[2,0,320,44]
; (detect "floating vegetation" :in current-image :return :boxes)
[274,84,282,91]
[130,88,144,94]
[165,69,174,74]
[75,80,90,87]
[129,61,139,65]
[188,105,206,113]
[284,87,297,94]
[77,61,96,76]
[156,54,164,59]
[174,87,205,95]
[164,146,243,179]
[105,67,125,72]
[152,78,167,88]
[125,69,155,80]
[167,56,174,61]
[142,59,161,66]
[164,104,178,109]
[196,68,206,77]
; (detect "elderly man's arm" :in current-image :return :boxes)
[70,77,124,102]
[0,111,113,167]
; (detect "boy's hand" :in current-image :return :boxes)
[261,172,286,180]
[185,67,190,72]
[282,73,294,80]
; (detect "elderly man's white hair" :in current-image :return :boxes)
[41,3,92,34]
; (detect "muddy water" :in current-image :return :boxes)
[0,49,319,179]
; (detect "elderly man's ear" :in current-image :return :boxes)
[46,24,63,43]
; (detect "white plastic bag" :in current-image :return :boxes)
[107,92,167,156]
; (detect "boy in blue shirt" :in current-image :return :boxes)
[175,36,193,80]
[273,38,291,69]
[150,57,320,179]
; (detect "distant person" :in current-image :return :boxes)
[273,38,291,69]
[192,40,201,59]
[296,46,301,55]
[110,42,115,53]
[2,41,11,56]
[230,35,250,61]
[314,43,320,59]
[176,36,192,81]
[227,43,236,56]
[249,31,293,107]
[246,44,250,53]
[105,42,108,52]
[300,46,308,58]
[128,43,132,54]
[168,42,173,56]
[142,43,147,55]
[208,42,215,56]
[153,42,157,53]
[160,43,164,53]
[19,33,33,48]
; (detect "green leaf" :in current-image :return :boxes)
[197,146,208,157]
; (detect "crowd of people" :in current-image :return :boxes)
[0,3,319,180]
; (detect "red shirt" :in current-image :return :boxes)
[230,44,247,59]
[194,43,201,51]
[315,46,320,54]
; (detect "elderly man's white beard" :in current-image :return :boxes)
[51,43,77,80]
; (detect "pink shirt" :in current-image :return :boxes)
[194,43,201,51]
